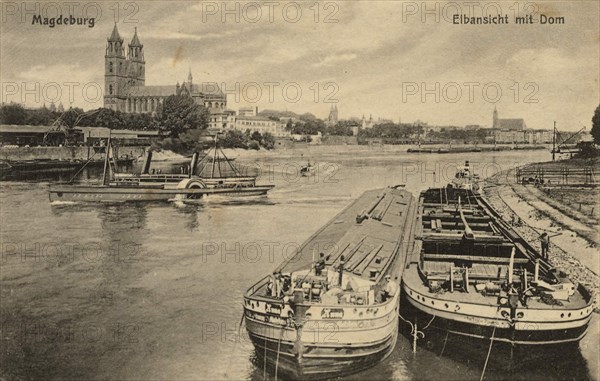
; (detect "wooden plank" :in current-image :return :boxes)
[340,236,368,266]
[325,242,350,265]
[422,232,509,243]
[423,253,529,264]
[345,241,373,270]
[353,243,384,275]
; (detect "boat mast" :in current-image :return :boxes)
[102,131,112,186]
[552,121,556,161]
[211,135,218,178]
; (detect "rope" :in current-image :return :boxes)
[422,315,435,330]
[263,332,267,380]
[224,312,245,378]
[67,151,98,183]
[274,327,284,381]
[398,312,431,353]
[480,326,496,381]
[398,311,435,331]
[439,331,449,357]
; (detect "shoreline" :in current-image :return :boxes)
[483,166,599,310]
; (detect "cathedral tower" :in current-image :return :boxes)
[127,27,145,87]
[104,23,128,111]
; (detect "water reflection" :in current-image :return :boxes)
[2,148,596,381]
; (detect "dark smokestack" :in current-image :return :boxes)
[141,149,152,175]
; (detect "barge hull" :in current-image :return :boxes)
[402,289,591,346]
[247,325,398,380]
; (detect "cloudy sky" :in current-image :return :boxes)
[1,1,598,130]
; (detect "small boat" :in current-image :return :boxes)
[448,160,480,191]
[300,161,315,177]
[402,185,594,349]
[48,134,273,202]
[244,186,417,380]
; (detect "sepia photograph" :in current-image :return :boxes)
[0,1,598,380]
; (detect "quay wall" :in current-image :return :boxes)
[0,146,147,161]
[321,136,359,145]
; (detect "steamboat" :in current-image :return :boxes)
[112,135,259,189]
[402,184,594,348]
[243,186,417,379]
[48,135,273,202]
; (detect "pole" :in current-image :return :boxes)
[211,136,218,178]
[552,121,556,161]
[102,131,112,186]
[480,326,496,381]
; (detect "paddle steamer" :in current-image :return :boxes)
[48,135,273,202]
[244,186,417,379]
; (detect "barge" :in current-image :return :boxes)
[243,186,417,379]
[402,186,594,347]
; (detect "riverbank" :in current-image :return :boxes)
[0,145,146,161]
[484,162,599,310]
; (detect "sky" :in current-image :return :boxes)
[1,1,598,131]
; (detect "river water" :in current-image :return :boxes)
[1,147,597,380]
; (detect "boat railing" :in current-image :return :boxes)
[245,275,271,298]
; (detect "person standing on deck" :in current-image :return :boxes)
[382,275,398,302]
[315,253,326,276]
[338,255,345,287]
[539,232,550,260]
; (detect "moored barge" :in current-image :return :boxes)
[244,186,417,379]
[402,186,594,347]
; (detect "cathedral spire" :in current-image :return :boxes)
[130,27,142,46]
[187,67,193,84]
[108,23,122,42]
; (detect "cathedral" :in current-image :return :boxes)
[103,24,227,115]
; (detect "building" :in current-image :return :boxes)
[207,109,238,131]
[327,104,338,126]
[103,24,227,115]
[493,129,526,143]
[76,127,164,146]
[234,115,290,137]
[361,114,374,129]
[238,106,257,117]
[493,106,526,130]
[0,124,163,146]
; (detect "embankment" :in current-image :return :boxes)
[484,165,599,309]
[0,146,147,161]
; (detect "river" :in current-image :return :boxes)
[1,147,597,380]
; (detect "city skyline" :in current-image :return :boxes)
[1,1,598,131]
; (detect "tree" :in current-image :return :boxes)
[220,129,247,149]
[328,121,356,136]
[261,132,275,150]
[79,108,125,128]
[0,103,27,124]
[290,119,325,135]
[59,107,86,129]
[155,95,209,137]
[592,104,600,144]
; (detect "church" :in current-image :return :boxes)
[492,106,526,130]
[103,24,227,116]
